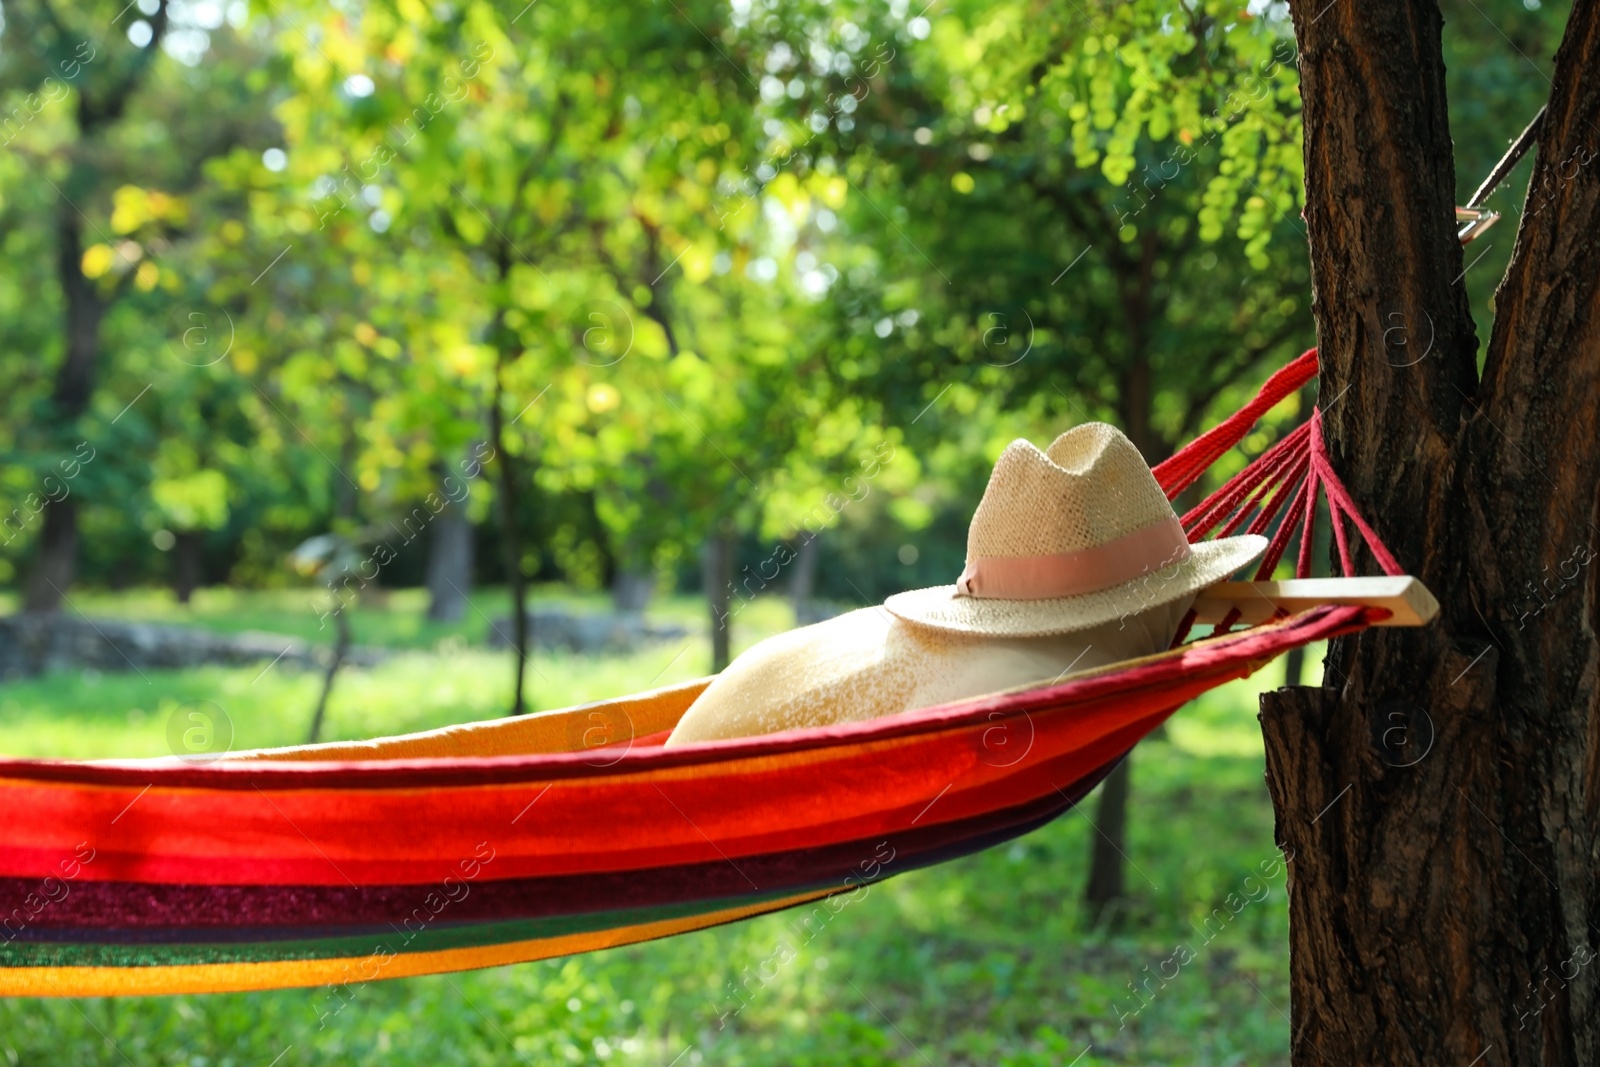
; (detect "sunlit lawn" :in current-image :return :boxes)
[0,587,1320,1066]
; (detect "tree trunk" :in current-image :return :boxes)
[172,530,203,605]
[306,601,351,745]
[611,568,656,616]
[425,505,474,623]
[790,534,820,625]
[1281,642,1304,688]
[1083,756,1132,926]
[1259,2,1600,1063]
[1282,381,1327,690]
[49,204,103,427]
[489,348,529,715]
[21,501,80,613]
[704,523,735,673]
[1084,384,1169,922]
[23,209,104,613]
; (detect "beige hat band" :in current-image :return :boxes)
[954,516,1192,602]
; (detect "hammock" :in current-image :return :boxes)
[0,349,1434,997]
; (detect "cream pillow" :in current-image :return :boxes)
[664,594,1195,746]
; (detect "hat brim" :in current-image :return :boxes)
[883,534,1269,637]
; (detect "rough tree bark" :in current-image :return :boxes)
[1259,1,1600,1063]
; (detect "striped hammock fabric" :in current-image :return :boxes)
[0,349,1394,997]
[0,605,1372,997]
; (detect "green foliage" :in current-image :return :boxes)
[0,0,1327,599]
[0,0,1573,602]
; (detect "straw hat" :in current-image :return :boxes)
[884,424,1267,637]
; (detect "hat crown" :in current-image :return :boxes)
[966,424,1176,561]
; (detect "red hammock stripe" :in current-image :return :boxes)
[0,609,1347,887]
[0,718,1125,888]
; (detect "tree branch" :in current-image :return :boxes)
[78,0,169,134]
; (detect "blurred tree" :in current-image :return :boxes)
[260,0,809,700]
[289,531,361,744]
[0,0,267,609]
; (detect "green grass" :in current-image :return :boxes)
[0,588,1318,1065]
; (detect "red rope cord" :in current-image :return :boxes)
[1329,491,1356,575]
[1158,347,1406,582]
[1248,452,1310,537]
[1308,409,1404,577]
[1183,459,1269,536]
[1296,466,1321,579]
[1212,606,1245,635]
[1217,439,1311,538]
[1218,462,1293,538]
[1256,468,1310,578]
[1181,421,1310,537]
[1154,347,1319,498]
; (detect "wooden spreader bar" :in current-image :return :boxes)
[1191,577,1439,628]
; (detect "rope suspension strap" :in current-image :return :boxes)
[1153,347,1319,499]
[1457,105,1547,244]
[1162,348,1430,636]
[1308,409,1403,577]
